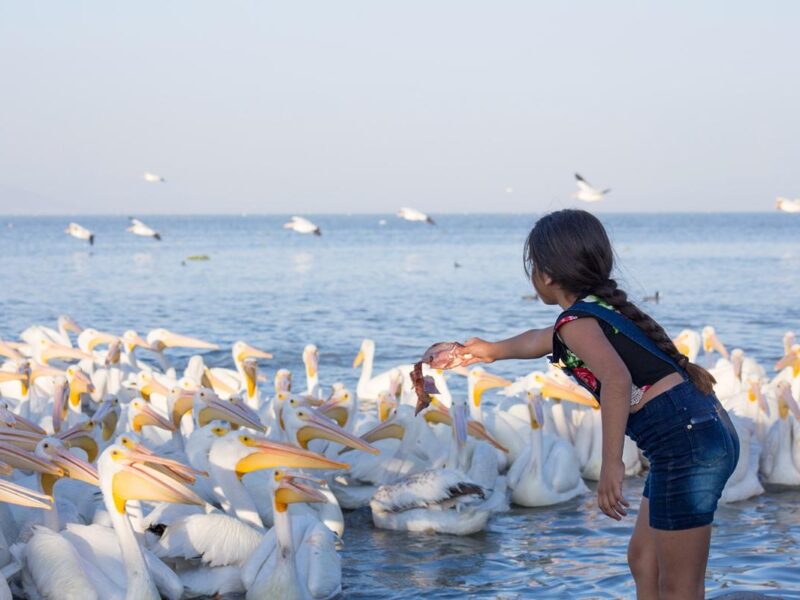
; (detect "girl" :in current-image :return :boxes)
[457,209,739,600]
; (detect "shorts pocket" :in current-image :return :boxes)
[686,413,727,467]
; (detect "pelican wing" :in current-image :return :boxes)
[129,217,146,227]
[151,512,262,567]
[370,468,485,513]
[575,173,599,194]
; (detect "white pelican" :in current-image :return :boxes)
[572,405,643,479]
[241,471,341,600]
[205,341,272,407]
[143,172,165,183]
[720,413,764,503]
[507,391,588,507]
[776,197,800,213]
[21,444,203,600]
[573,173,611,202]
[673,329,701,363]
[369,399,507,535]
[303,344,321,399]
[20,315,82,349]
[353,339,443,404]
[760,382,800,486]
[397,207,435,225]
[65,222,94,245]
[127,217,161,241]
[701,326,729,368]
[283,216,321,236]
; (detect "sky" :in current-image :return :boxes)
[0,1,798,214]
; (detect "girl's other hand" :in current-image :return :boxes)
[597,459,629,520]
[459,337,497,366]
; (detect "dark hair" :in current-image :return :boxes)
[524,209,716,394]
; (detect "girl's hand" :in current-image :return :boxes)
[458,338,497,366]
[597,459,629,520]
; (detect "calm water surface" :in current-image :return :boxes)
[0,213,798,598]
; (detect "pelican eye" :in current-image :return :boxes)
[274,470,283,481]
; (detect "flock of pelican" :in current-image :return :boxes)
[0,317,796,598]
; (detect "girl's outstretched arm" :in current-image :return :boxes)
[558,317,631,521]
[459,327,554,366]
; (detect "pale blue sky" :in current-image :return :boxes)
[0,1,797,214]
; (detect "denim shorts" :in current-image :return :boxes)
[625,380,740,531]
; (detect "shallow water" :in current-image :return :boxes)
[0,213,798,598]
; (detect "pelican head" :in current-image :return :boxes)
[532,372,599,409]
[353,339,374,368]
[526,390,545,430]
[777,381,800,421]
[38,340,92,365]
[122,330,151,354]
[282,404,379,455]
[93,396,121,441]
[128,399,175,434]
[195,388,265,432]
[274,369,292,393]
[35,436,99,495]
[99,444,204,514]
[316,387,353,427]
[209,431,349,479]
[233,341,273,365]
[775,344,800,377]
[55,420,100,462]
[77,328,119,354]
[468,368,512,407]
[272,469,328,513]
[147,329,219,352]
[303,344,319,379]
[731,349,745,380]
[701,326,729,359]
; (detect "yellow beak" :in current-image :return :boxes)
[235,438,349,477]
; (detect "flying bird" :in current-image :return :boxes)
[127,217,161,240]
[397,207,435,225]
[776,197,800,213]
[283,216,322,236]
[143,171,166,183]
[65,222,94,245]
[573,173,611,202]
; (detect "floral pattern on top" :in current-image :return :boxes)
[551,295,649,404]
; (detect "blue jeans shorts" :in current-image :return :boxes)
[625,380,740,531]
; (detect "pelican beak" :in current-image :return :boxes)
[294,411,379,455]
[125,332,152,353]
[305,350,318,379]
[535,374,599,408]
[48,445,100,487]
[453,405,468,444]
[0,427,45,451]
[86,331,119,352]
[112,453,204,514]
[155,331,219,350]
[52,379,68,433]
[471,371,512,407]
[30,364,65,384]
[703,331,729,359]
[353,350,365,368]
[465,420,508,452]
[0,341,24,362]
[527,392,545,430]
[0,406,16,428]
[235,437,348,477]
[316,393,350,427]
[11,412,46,436]
[61,316,82,334]
[237,343,273,363]
[348,418,404,452]
[56,421,99,462]
[68,369,94,402]
[93,399,120,441]
[774,349,800,377]
[132,403,175,433]
[422,399,451,425]
[779,385,800,420]
[198,396,265,432]
[274,472,328,512]
[0,480,54,509]
[674,335,691,358]
[105,340,122,365]
[0,371,26,384]
[201,368,237,396]
[137,374,170,401]
[169,387,196,428]
[41,342,93,364]
[241,359,258,399]
[0,442,63,476]
[378,395,397,422]
[125,447,207,483]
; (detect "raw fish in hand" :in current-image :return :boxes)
[421,341,471,369]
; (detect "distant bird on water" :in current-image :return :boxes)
[65,222,94,245]
[397,207,435,225]
[643,291,661,304]
[283,216,322,236]
[127,217,161,240]
[142,171,166,183]
[776,197,800,213]
[573,173,611,202]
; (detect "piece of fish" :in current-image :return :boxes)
[411,361,440,416]
[421,341,470,370]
